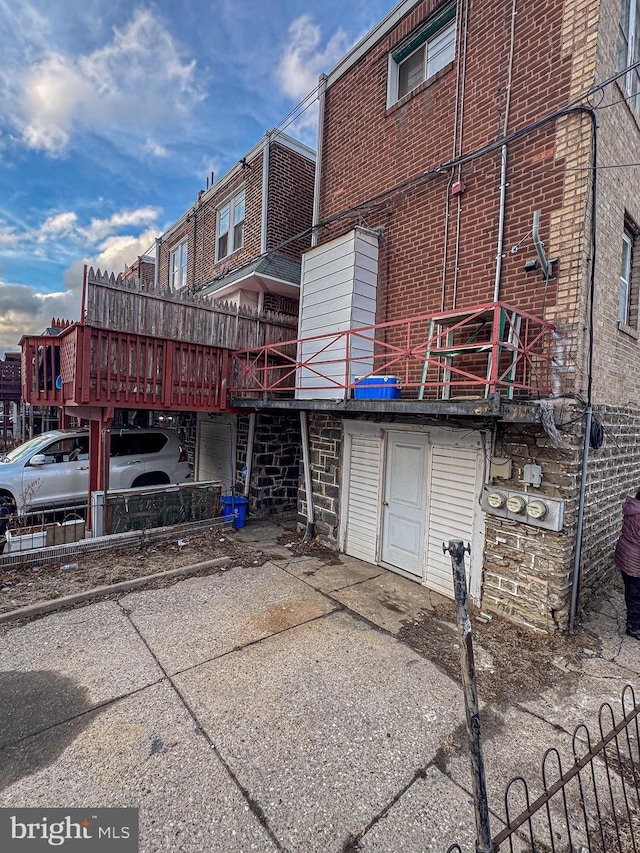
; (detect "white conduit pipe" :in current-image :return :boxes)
[300,411,315,540]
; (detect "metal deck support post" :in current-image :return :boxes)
[444,539,494,853]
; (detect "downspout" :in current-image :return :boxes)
[260,132,271,255]
[311,74,327,248]
[569,107,598,632]
[452,0,470,309]
[493,0,517,302]
[243,413,256,498]
[300,411,315,540]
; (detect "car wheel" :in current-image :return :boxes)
[0,494,17,538]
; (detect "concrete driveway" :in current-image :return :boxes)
[0,521,638,852]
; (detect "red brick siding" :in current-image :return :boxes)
[157,142,314,291]
[318,0,574,325]
[267,143,315,259]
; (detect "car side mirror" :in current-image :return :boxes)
[29,454,46,466]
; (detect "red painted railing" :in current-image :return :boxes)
[21,324,229,412]
[231,302,555,400]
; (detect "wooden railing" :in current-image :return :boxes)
[21,324,229,412]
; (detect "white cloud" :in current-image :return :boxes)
[79,207,160,244]
[145,140,168,158]
[93,227,158,273]
[0,279,82,357]
[7,8,204,155]
[39,211,79,238]
[277,15,351,101]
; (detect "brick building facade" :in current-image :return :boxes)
[231,0,640,631]
[155,132,315,312]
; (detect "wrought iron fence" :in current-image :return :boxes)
[447,683,640,853]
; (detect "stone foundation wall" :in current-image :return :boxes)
[236,412,301,517]
[297,412,343,541]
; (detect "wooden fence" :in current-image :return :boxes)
[84,267,298,351]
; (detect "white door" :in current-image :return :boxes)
[380,432,428,576]
[196,414,235,491]
[425,445,482,599]
[343,430,382,563]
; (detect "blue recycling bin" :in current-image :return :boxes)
[220,495,248,529]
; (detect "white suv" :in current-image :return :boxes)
[0,428,191,519]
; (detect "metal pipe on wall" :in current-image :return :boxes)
[260,133,271,255]
[300,411,315,540]
[311,75,327,249]
[493,0,517,302]
[243,413,255,499]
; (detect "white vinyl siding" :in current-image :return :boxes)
[297,227,379,399]
[344,432,382,563]
[425,446,479,598]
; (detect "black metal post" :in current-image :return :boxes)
[444,539,494,853]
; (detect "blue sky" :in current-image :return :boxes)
[0,0,394,355]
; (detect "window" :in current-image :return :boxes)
[617,0,640,114]
[170,240,188,290]
[619,230,634,325]
[388,1,456,106]
[217,189,245,260]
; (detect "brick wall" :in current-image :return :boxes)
[267,142,315,259]
[157,139,315,293]
[317,0,598,400]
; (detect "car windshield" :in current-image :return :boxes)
[2,435,59,463]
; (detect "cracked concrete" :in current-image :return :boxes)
[0,520,638,852]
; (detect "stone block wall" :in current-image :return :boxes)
[236,412,301,517]
[297,412,342,542]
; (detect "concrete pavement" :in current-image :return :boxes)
[0,520,638,852]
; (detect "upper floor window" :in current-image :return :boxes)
[387,1,456,107]
[217,189,245,261]
[619,231,633,324]
[170,240,188,290]
[617,0,640,114]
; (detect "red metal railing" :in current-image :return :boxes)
[21,324,229,412]
[231,302,555,400]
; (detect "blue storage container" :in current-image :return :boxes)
[220,495,248,529]
[353,376,401,399]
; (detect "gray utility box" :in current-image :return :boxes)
[480,485,564,531]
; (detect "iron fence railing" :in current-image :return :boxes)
[231,301,555,402]
[447,684,640,853]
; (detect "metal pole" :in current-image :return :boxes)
[569,405,592,631]
[444,539,494,853]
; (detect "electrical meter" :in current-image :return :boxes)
[506,495,526,514]
[487,491,506,509]
[527,499,548,520]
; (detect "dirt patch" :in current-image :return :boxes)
[277,532,342,564]
[397,599,599,706]
[0,525,280,615]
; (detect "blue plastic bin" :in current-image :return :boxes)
[220,496,248,529]
[353,376,401,400]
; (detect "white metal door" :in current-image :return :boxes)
[380,432,428,576]
[426,445,480,598]
[195,414,235,491]
[343,431,382,563]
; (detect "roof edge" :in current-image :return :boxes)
[326,0,421,88]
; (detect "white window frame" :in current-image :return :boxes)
[170,240,188,290]
[387,12,456,108]
[617,0,640,114]
[216,189,245,262]
[619,230,633,325]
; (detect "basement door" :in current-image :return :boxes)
[195,414,235,492]
[380,432,428,576]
